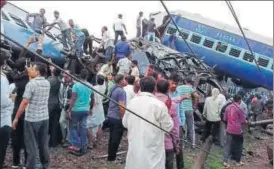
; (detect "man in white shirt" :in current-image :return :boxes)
[136,12,143,38]
[117,56,131,76]
[46,10,74,50]
[124,75,136,105]
[0,53,13,169]
[98,60,113,77]
[99,26,114,61]
[130,60,139,78]
[123,76,173,169]
[113,14,128,45]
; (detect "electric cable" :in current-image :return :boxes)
[1,32,224,161]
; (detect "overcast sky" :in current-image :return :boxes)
[11,1,273,39]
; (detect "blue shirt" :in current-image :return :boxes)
[169,91,185,126]
[115,41,131,61]
[107,85,126,120]
[72,82,92,112]
[72,27,85,38]
[176,85,195,112]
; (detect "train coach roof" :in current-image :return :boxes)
[160,10,273,46]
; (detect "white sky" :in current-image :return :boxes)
[11,1,273,39]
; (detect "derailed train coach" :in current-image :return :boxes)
[129,38,222,129]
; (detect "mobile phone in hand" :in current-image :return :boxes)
[26,58,31,67]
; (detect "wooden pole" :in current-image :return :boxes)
[191,137,213,169]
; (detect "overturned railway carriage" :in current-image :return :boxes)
[150,10,273,90]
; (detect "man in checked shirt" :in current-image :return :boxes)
[59,70,74,148]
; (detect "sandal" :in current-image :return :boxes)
[235,161,245,166]
[223,162,230,168]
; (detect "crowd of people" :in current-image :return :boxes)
[0,7,273,169]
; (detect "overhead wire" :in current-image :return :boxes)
[159,0,250,120]
[1,32,224,161]
[224,0,268,89]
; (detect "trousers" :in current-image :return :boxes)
[24,120,50,169]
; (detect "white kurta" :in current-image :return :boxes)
[122,92,174,169]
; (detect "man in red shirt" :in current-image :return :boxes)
[223,94,247,168]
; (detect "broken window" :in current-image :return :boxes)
[258,57,269,67]
[229,48,241,57]
[216,42,227,53]
[243,52,254,62]
[203,39,214,48]
[190,34,201,44]
[9,13,27,28]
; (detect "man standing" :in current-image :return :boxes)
[26,8,47,53]
[12,62,51,169]
[130,60,139,78]
[201,88,226,145]
[124,75,136,105]
[136,12,143,38]
[0,53,13,169]
[117,55,131,76]
[99,26,114,61]
[48,67,61,147]
[176,77,199,148]
[114,36,131,62]
[68,69,92,156]
[69,20,86,57]
[123,77,173,169]
[98,60,114,78]
[146,18,158,42]
[113,14,128,45]
[106,74,126,162]
[46,10,73,50]
[26,8,47,34]
[223,94,246,168]
[59,70,74,147]
[9,57,29,168]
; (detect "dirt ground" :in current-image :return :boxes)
[3,131,273,169]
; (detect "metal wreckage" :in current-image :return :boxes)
[1,30,222,133]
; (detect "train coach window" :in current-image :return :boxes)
[216,42,227,53]
[243,52,254,62]
[229,48,241,57]
[258,57,269,67]
[203,39,214,48]
[1,11,10,21]
[190,34,202,44]
[166,27,177,35]
[9,13,27,28]
[179,31,189,40]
